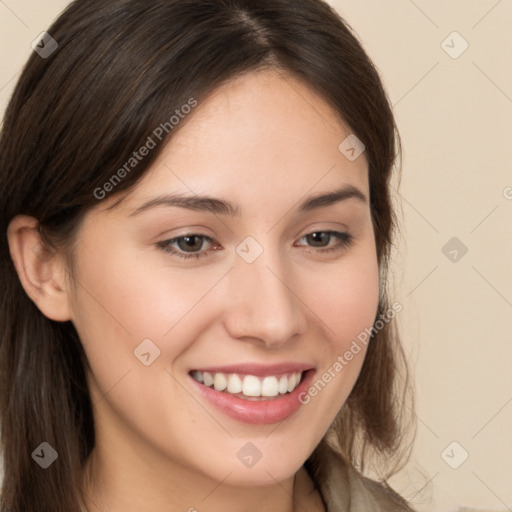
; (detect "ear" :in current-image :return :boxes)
[7,215,72,322]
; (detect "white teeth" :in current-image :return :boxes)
[203,371,214,387]
[242,375,261,396]
[261,376,279,397]
[278,375,288,394]
[287,373,297,392]
[213,373,227,391]
[227,374,242,393]
[192,370,203,383]
[191,370,304,397]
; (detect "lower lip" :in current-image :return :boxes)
[189,370,316,425]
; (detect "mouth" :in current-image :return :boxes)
[187,365,316,424]
[189,369,306,401]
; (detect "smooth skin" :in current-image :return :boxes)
[8,68,379,512]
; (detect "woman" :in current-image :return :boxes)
[0,0,416,510]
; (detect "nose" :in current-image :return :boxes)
[222,247,308,348]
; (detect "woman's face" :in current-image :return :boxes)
[68,69,379,488]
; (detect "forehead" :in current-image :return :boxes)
[101,68,369,216]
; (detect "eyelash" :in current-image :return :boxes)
[156,230,354,260]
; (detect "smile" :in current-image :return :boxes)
[190,370,304,399]
[188,365,317,424]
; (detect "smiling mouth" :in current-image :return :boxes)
[189,370,306,400]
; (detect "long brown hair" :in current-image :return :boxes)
[0,0,416,510]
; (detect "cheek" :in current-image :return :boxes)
[312,248,380,353]
[300,244,380,407]
[71,236,214,344]
[68,239,234,419]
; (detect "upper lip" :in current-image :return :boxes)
[190,362,314,377]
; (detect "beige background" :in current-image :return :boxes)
[1,1,511,511]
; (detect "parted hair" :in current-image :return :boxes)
[0,1,416,510]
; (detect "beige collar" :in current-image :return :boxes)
[305,439,415,512]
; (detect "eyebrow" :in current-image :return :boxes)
[128,184,367,218]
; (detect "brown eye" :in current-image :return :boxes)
[157,230,354,261]
[157,234,215,260]
[304,232,330,247]
[175,235,206,253]
[297,231,354,253]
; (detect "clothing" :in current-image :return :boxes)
[305,439,415,511]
